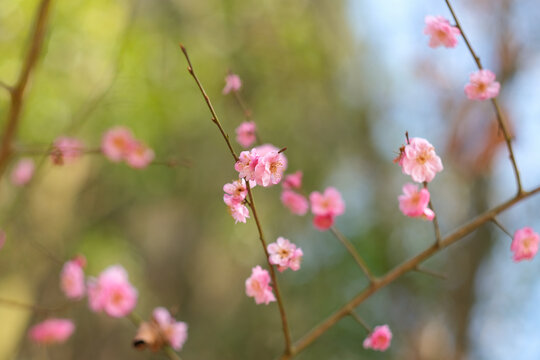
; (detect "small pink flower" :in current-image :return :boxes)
[281,190,309,216]
[282,171,303,190]
[464,69,501,101]
[223,74,242,94]
[225,200,250,224]
[60,256,86,300]
[511,227,540,262]
[11,158,34,186]
[267,237,303,272]
[236,121,257,148]
[223,179,248,204]
[102,126,136,162]
[235,149,260,182]
[245,266,276,305]
[87,265,138,318]
[424,15,461,48]
[0,229,5,250]
[51,137,84,165]
[309,187,345,217]
[401,137,443,183]
[363,325,392,351]
[398,183,435,221]
[29,318,75,345]
[125,141,154,169]
[313,214,335,231]
[254,150,286,187]
[153,307,188,351]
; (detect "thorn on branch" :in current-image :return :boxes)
[278,147,287,154]
[414,265,447,280]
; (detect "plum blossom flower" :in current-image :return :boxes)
[11,158,34,186]
[51,137,84,165]
[313,214,335,231]
[223,179,248,204]
[223,73,242,94]
[464,69,501,100]
[282,171,303,190]
[236,121,257,148]
[60,255,86,300]
[310,187,345,217]
[125,141,154,169]
[102,126,136,162]
[245,266,276,305]
[363,325,392,351]
[401,137,443,183]
[87,265,138,318]
[281,190,308,216]
[511,227,540,262]
[254,150,286,187]
[398,183,435,221]
[267,237,303,272]
[424,15,461,48]
[29,319,75,345]
[134,308,188,352]
[235,149,260,182]
[224,196,250,224]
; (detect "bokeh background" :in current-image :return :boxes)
[1,0,540,359]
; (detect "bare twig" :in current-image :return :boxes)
[424,182,442,246]
[329,226,375,283]
[491,217,513,238]
[414,265,447,280]
[348,311,371,333]
[0,298,71,314]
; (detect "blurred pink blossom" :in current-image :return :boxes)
[153,307,188,351]
[222,74,242,94]
[310,187,345,217]
[401,137,443,183]
[363,324,392,351]
[225,198,250,224]
[424,15,460,48]
[313,214,335,231]
[511,227,539,262]
[125,141,154,169]
[29,318,75,345]
[282,171,303,190]
[102,126,136,162]
[281,190,309,216]
[11,158,34,186]
[51,137,84,165]
[398,183,435,221]
[245,265,276,305]
[235,121,256,148]
[267,237,303,272]
[464,69,500,100]
[60,256,86,300]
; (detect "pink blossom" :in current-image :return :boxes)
[511,227,540,262]
[313,214,335,231]
[424,15,461,48]
[236,121,257,148]
[254,150,286,187]
[223,74,242,94]
[363,325,392,351]
[225,199,250,224]
[282,171,303,190]
[281,190,309,216]
[125,141,154,169]
[401,137,443,183]
[223,179,248,204]
[51,137,84,165]
[309,187,345,217]
[464,69,501,101]
[102,126,136,162]
[29,318,75,345]
[235,149,260,182]
[267,237,303,272]
[60,256,86,300]
[245,266,276,305]
[11,158,34,186]
[153,307,188,351]
[87,265,138,318]
[398,183,435,221]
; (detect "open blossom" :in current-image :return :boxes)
[60,256,86,300]
[223,73,242,94]
[254,150,286,187]
[398,183,435,221]
[102,126,136,162]
[236,121,257,148]
[224,197,250,223]
[310,187,345,217]
[363,325,392,351]
[235,149,259,182]
[401,137,443,183]
[464,69,500,101]
[245,266,276,305]
[267,237,303,272]
[29,319,75,345]
[424,15,460,48]
[87,265,138,318]
[281,190,309,216]
[125,141,154,169]
[282,171,303,190]
[223,179,248,204]
[511,227,540,262]
[11,158,34,186]
[51,137,83,165]
[135,307,188,352]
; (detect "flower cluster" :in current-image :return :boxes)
[309,187,345,231]
[398,183,434,221]
[267,237,303,272]
[511,227,540,262]
[363,325,392,351]
[102,126,155,169]
[134,307,188,352]
[235,144,287,188]
[223,179,250,223]
[245,266,276,305]
[29,319,75,345]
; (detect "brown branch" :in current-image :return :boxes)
[329,226,375,283]
[348,311,371,333]
[444,0,523,195]
[0,0,53,177]
[282,185,540,359]
[424,182,442,246]
[232,90,253,121]
[414,265,447,280]
[491,216,513,238]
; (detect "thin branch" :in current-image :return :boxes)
[0,298,70,314]
[281,185,540,359]
[0,0,53,177]
[491,217,513,238]
[329,226,375,283]
[348,311,371,333]
[424,182,442,246]
[179,44,239,162]
[444,0,523,195]
[246,182,293,355]
[232,90,253,121]
[0,80,12,93]
[414,265,447,280]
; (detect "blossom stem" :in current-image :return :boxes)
[348,311,372,333]
[414,266,447,280]
[443,0,523,195]
[329,226,375,283]
[232,89,253,121]
[423,182,442,246]
[246,182,293,355]
[490,217,513,239]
